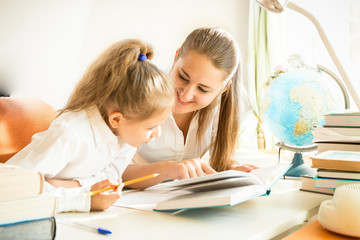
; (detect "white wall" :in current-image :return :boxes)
[0,0,250,109]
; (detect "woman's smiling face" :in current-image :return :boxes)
[171,50,227,115]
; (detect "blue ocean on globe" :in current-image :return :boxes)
[262,69,342,146]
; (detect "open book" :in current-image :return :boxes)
[115,162,291,211]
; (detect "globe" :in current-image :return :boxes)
[261,68,344,148]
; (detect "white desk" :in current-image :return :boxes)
[55,178,331,240]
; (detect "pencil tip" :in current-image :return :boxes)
[85,192,92,197]
[154,173,160,177]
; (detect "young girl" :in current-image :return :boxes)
[122,27,257,188]
[6,39,174,212]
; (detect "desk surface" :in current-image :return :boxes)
[56,178,331,240]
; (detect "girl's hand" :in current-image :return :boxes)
[162,158,216,180]
[230,164,259,172]
[46,179,81,188]
[90,179,123,211]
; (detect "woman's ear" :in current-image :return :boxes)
[221,80,232,93]
[174,49,179,61]
[108,112,123,129]
[173,49,179,65]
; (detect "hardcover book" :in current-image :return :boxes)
[0,194,56,224]
[316,142,360,154]
[317,169,360,180]
[0,163,44,202]
[299,175,334,195]
[314,176,360,189]
[324,112,360,127]
[313,125,360,143]
[0,217,56,240]
[310,151,360,172]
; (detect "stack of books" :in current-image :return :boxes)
[301,151,360,194]
[312,112,360,153]
[0,164,57,240]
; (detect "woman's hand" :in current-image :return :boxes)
[46,179,81,188]
[230,163,259,172]
[90,179,123,211]
[162,158,216,180]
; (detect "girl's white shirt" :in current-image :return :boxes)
[6,107,136,213]
[135,106,219,164]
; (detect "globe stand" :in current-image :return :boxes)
[277,142,317,177]
[285,152,316,177]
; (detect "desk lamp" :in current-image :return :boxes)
[255,0,360,110]
[255,0,360,177]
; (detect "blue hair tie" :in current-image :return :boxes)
[138,54,147,61]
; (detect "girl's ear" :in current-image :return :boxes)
[108,112,123,129]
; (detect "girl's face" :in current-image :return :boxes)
[110,107,172,147]
[171,50,227,115]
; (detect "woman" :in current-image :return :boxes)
[123,27,257,188]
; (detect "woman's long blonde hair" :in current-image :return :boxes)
[176,27,243,171]
[61,39,174,121]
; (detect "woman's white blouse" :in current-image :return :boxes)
[135,107,219,163]
[7,107,136,213]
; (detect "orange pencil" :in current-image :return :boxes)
[85,173,159,197]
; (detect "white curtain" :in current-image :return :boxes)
[246,1,286,150]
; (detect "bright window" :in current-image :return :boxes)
[285,0,360,109]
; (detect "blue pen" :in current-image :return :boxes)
[58,218,112,235]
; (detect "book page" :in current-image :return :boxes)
[180,176,263,192]
[250,162,291,189]
[158,162,290,192]
[164,170,251,188]
[115,186,191,211]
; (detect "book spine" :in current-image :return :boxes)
[314,177,360,189]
